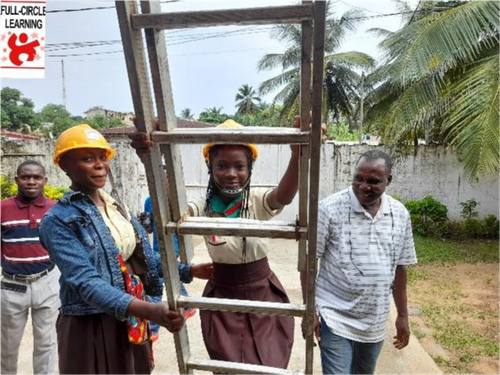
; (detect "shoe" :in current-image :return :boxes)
[184,308,197,320]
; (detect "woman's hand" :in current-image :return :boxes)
[128,299,185,332]
[190,263,214,279]
[128,117,159,161]
[150,302,185,333]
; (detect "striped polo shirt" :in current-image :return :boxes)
[316,188,417,343]
[1,193,55,275]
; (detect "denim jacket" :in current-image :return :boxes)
[40,190,192,321]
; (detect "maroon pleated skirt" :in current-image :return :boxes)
[56,313,152,374]
[200,257,294,368]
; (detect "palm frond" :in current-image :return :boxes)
[258,68,299,95]
[367,27,394,39]
[380,1,499,86]
[443,49,500,181]
[325,51,376,70]
[382,75,446,141]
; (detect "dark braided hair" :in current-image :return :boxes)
[204,145,254,218]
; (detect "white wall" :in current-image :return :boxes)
[2,138,498,220]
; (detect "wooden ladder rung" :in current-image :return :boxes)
[132,4,314,30]
[178,296,305,317]
[166,217,308,240]
[150,127,310,145]
[187,358,304,375]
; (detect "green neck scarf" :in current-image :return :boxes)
[211,195,243,218]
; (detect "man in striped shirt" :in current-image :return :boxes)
[1,160,60,374]
[302,150,417,374]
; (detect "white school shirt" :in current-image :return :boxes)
[188,188,282,264]
[316,188,417,343]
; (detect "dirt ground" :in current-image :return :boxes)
[408,263,500,374]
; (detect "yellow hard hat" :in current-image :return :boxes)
[53,124,116,166]
[202,120,259,162]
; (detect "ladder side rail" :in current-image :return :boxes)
[188,358,304,375]
[178,296,305,317]
[132,4,314,30]
[140,0,194,264]
[115,2,190,373]
[305,2,326,374]
[298,0,313,273]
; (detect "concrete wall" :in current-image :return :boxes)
[2,138,498,220]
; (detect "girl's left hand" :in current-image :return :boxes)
[190,263,214,279]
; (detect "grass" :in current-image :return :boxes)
[413,235,499,264]
[408,236,499,373]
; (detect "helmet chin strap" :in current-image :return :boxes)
[214,178,251,199]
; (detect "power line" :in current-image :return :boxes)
[45,26,271,54]
[46,46,278,62]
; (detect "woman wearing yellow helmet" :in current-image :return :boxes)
[131,118,302,368]
[40,124,212,374]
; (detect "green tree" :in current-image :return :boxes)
[39,104,76,135]
[232,103,284,127]
[87,115,124,129]
[235,84,261,115]
[365,1,499,181]
[180,108,195,120]
[258,3,375,123]
[198,107,228,124]
[1,87,41,131]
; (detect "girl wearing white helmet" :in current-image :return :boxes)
[131,118,301,369]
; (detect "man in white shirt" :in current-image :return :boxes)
[301,150,417,374]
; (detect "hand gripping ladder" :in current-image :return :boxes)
[115,1,326,373]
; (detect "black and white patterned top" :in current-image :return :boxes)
[316,188,417,343]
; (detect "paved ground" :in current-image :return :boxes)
[16,239,442,374]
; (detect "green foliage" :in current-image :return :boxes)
[463,218,483,239]
[42,185,67,200]
[1,87,41,131]
[198,107,229,124]
[1,175,17,199]
[405,196,448,236]
[179,108,195,120]
[39,103,77,136]
[325,122,360,141]
[460,199,479,219]
[258,4,375,121]
[414,235,499,264]
[232,104,284,127]
[87,115,124,130]
[365,1,499,181]
[235,84,261,115]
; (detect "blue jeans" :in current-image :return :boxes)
[320,319,384,375]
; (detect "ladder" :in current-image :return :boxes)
[115,1,325,374]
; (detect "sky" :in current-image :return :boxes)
[1,0,419,118]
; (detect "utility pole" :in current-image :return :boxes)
[358,72,364,143]
[61,60,67,108]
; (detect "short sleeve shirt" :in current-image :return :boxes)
[188,188,282,264]
[316,188,417,343]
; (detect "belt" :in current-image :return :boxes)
[2,264,55,284]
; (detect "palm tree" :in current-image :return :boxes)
[258,3,375,124]
[180,108,195,120]
[365,1,499,181]
[198,107,228,124]
[235,84,261,115]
